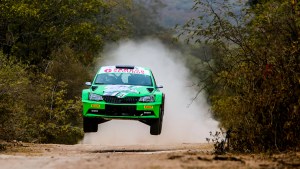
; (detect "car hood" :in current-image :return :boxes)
[92,85,154,98]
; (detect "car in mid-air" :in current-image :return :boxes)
[82,65,165,135]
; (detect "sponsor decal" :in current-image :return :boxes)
[144,105,153,109]
[144,112,152,115]
[91,110,99,113]
[103,85,140,98]
[100,66,149,75]
[91,104,100,108]
[104,69,112,73]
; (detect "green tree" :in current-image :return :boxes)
[0,0,129,66]
[25,74,83,144]
[0,52,84,144]
[0,0,134,144]
[181,0,300,152]
[0,52,29,140]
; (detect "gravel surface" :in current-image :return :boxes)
[0,143,299,169]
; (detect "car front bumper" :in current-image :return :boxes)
[82,101,161,119]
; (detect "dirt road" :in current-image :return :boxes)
[0,142,300,169]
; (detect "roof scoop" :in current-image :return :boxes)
[116,65,135,69]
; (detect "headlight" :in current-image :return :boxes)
[139,96,155,102]
[89,93,103,101]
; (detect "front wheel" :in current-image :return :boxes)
[150,107,163,135]
[150,118,162,135]
[83,117,98,133]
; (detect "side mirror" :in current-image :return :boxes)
[85,82,92,86]
[157,85,163,88]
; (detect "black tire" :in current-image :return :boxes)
[161,94,165,116]
[150,107,163,135]
[83,117,98,133]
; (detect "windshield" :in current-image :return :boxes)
[94,73,153,86]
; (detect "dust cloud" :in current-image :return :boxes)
[81,39,218,145]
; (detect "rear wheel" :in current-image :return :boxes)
[83,117,98,132]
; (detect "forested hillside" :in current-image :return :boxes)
[154,0,196,27]
[0,0,171,144]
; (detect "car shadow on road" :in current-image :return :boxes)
[89,149,175,154]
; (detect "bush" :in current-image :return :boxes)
[0,52,84,144]
[0,52,29,140]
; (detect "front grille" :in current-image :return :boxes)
[103,96,140,104]
[106,105,136,115]
[89,105,139,116]
[88,105,154,116]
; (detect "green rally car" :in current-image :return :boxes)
[82,65,165,135]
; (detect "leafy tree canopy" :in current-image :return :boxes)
[181,0,300,152]
[0,0,129,66]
